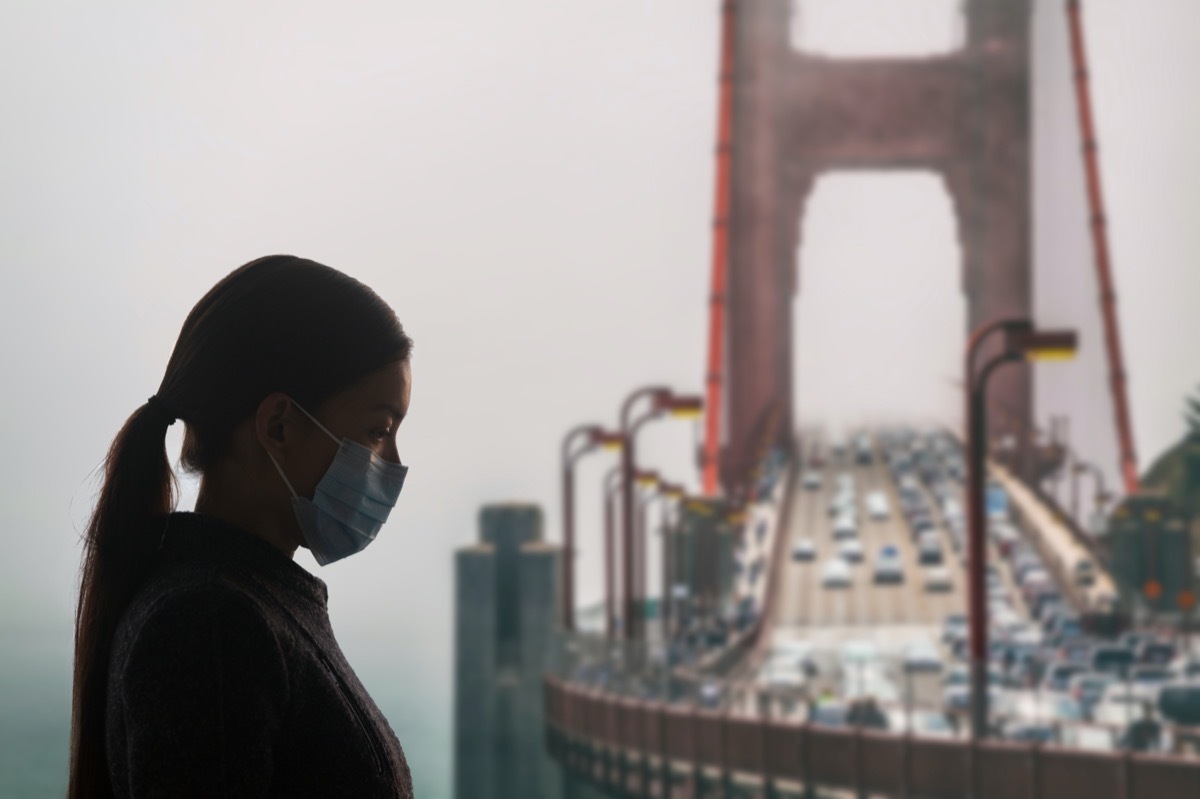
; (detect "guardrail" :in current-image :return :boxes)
[544,676,1200,798]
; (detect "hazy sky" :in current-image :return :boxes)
[2,0,1198,790]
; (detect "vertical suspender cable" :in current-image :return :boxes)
[1065,0,1140,494]
[703,0,736,496]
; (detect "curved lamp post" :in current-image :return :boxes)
[561,424,623,631]
[965,320,1078,740]
[619,387,704,640]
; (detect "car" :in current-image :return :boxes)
[941,613,968,645]
[924,566,953,592]
[1042,661,1088,693]
[791,538,817,561]
[1059,724,1118,751]
[839,639,885,676]
[865,491,890,520]
[697,679,723,708]
[943,684,1010,716]
[902,639,943,674]
[1002,721,1059,744]
[873,546,904,584]
[829,491,857,518]
[758,657,807,692]
[886,708,956,738]
[1057,637,1093,666]
[832,513,858,540]
[1129,664,1174,694]
[821,558,852,588]
[1089,645,1135,678]
[1157,682,1200,726]
[1171,658,1200,680]
[802,471,823,490]
[808,701,849,727]
[1068,672,1116,717]
[838,539,864,563]
[910,515,936,536]
[1092,684,1150,726]
[1135,640,1177,665]
[1072,558,1096,587]
[917,532,943,564]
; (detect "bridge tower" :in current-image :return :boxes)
[723,0,1034,486]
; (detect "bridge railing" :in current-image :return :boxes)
[544,675,1200,798]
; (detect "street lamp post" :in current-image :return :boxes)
[658,483,685,644]
[619,386,703,640]
[634,469,662,631]
[965,319,1077,740]
[561,425,623,631]
[603,465,624,639]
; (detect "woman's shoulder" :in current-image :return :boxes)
[111,566,288,681]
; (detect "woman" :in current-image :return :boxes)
[68,255,416,798]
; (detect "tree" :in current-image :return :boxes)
[1186,383,1200,440]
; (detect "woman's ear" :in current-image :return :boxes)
[255,392,296,462]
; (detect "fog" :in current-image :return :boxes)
[2,1,1198,794]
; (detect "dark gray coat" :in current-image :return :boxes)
[106,512,414,798]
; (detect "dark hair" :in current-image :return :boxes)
[68,255,413,798]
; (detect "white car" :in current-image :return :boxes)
[838,539,864,563]
[791,538,817,561]
[829,491,856,518]
[902,639,944,674]
[758,658,805,691]
[924,566,953,592]
[865,491,890,520]
[833,513,858,540]
[803,471,823,490]
[821,558,852,588]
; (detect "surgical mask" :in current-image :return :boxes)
[266,401,408,566]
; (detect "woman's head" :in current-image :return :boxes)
[69,255,412,798]
[159,254,413,471]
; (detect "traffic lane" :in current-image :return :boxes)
[777,454,835,627]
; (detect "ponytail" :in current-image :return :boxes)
[68,400,179,798]
[67,255,412,797]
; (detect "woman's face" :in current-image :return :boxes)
[281,358,412,501]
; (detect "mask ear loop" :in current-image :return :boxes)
[292,400,342,445]
[266,451,300,498]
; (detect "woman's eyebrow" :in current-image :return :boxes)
[372,402,404,419]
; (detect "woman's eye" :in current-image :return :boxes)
[371,429,390,442]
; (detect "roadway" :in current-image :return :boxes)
[775,434,965,631]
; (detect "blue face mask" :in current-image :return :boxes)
[266,400,408,566]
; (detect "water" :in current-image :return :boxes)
[1,626,452,798]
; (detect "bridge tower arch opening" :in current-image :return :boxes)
[721,0,1034,490]
[792,171,964,435]
[791,0,966,58]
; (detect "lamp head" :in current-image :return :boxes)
[667,395,704,420]
[1005,328,1079,361]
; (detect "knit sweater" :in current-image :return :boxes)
[105,512,414,798]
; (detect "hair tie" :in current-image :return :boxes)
[146,395,178,427]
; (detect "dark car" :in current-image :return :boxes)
[1158,683,1200,726]
[1090,645,1135,678]
[1135,640,1176,665]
